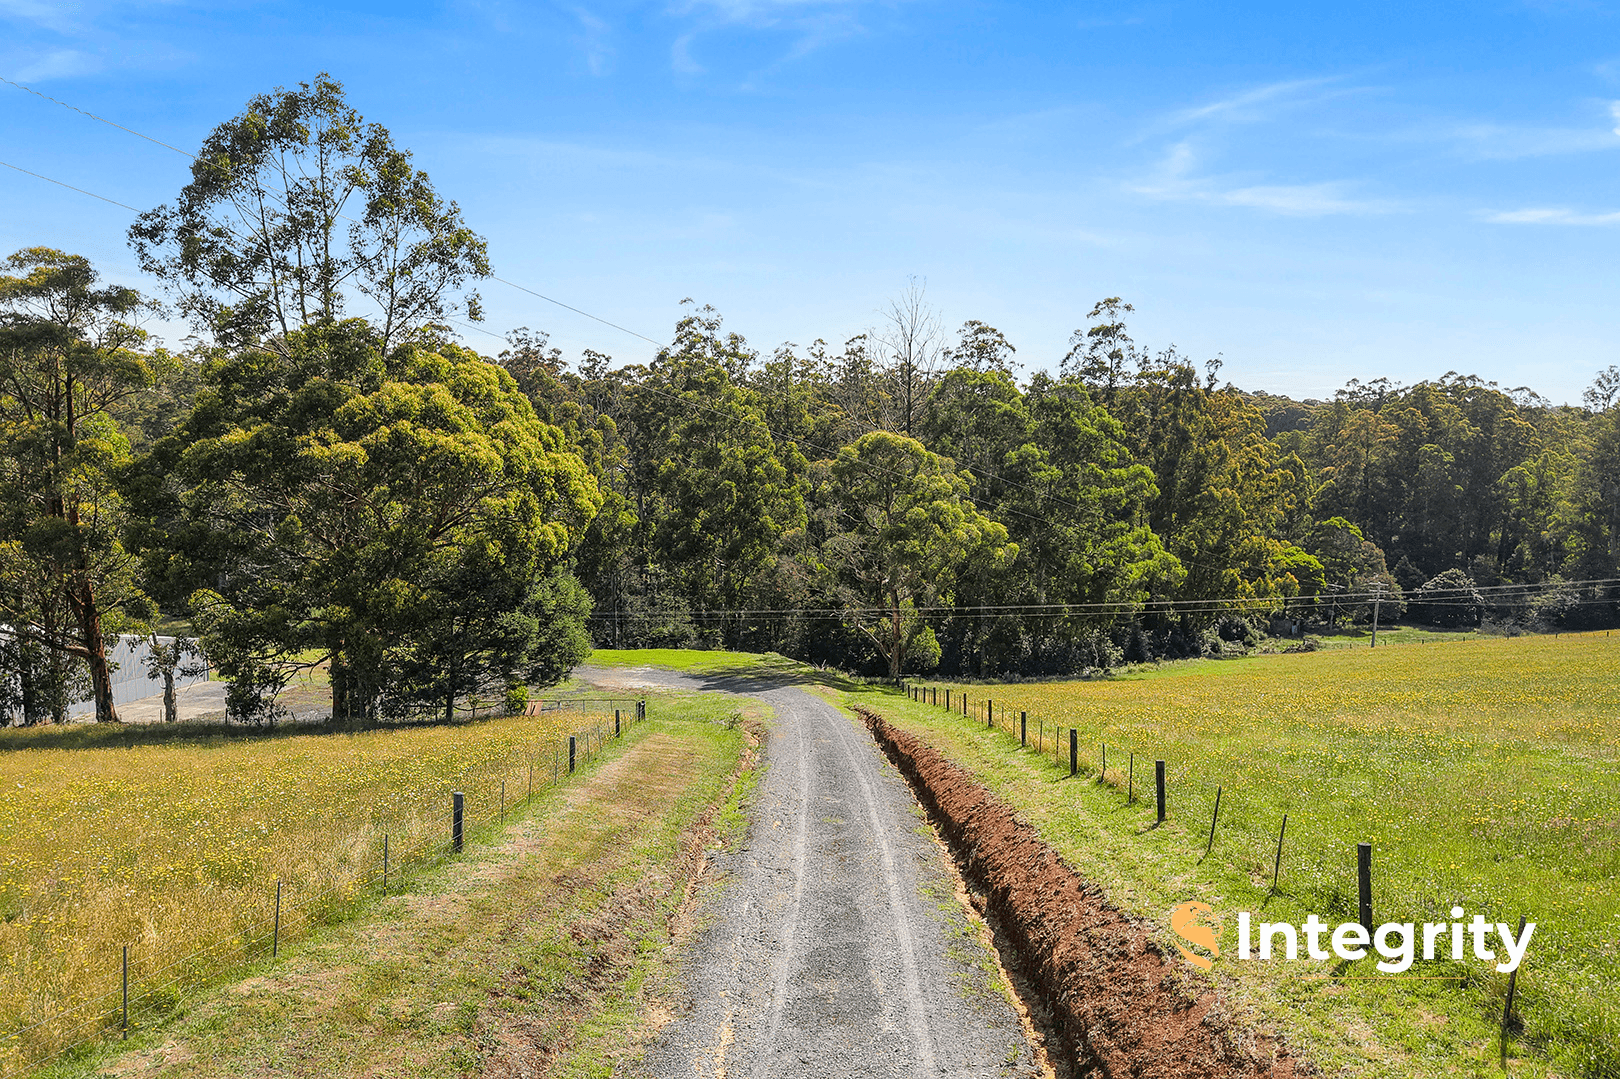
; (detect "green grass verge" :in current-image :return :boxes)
[585,647,811,678]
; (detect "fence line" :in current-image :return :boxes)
[0,697,647,1078]
[896,679,1569,1070]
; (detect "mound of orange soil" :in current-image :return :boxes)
[857,706,1307,1079]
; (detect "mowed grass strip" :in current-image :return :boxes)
[583,648,809,678]
[0,704,631,1074]
[37,693,754,1079]
[869,632,1620,1079]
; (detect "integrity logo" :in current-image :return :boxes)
[1168,902,1535,974]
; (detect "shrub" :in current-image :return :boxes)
[1407,569,1484,627]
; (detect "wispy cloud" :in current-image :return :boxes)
[1444,121,1619,160]
[0,0,80,33]
[1484,206,1620,225]
[8,48,100,82]
[667,0,878,76]
[1171,78,1340,126]
[1130,139,1399,217]
[571,6,613,76]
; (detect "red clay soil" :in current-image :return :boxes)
[857,706,1308,1079]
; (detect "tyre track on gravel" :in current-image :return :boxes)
[578,667,1042,1079]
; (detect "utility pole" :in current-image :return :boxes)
[1370,584,1382,648]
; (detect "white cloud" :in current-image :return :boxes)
[1485,207,1620,225]
[671,31,703,74]
[1173,79,1335,125]
[570,6,613,76]
[1130,139,1398,217]
[1612,100,1620,136]
[1448,121,1618,159]
[666,0,877,76]
[0,0,79,33]
[1217,183,1394,216]
[9,48,100,82]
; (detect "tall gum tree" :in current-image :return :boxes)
[0,249,158,723]
[823,431,1015,679]
[129,73,488,352]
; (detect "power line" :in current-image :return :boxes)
[0,75,199,160]
[580,577,1620,621]
[1,77,667,350]
[491,276,662,347]
[0,160,139,211]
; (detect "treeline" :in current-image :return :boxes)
[508,297,1620,677]
[3,76,1617,727]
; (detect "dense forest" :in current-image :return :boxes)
[3,76,1618,725]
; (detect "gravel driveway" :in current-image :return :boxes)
[578,667,1044,1079]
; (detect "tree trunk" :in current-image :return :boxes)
[19,646,44,726]
[87,643,117,723]
[331,652,349,726]
[67,579,119,723]
[888,587,903,681]
[162,670,177,723]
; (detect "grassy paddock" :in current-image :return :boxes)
[881,632,1620,1078]
[0,701,635,1075]
[41,692,754,1079]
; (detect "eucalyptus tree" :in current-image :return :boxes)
[159,323,601,725]
[823,431,1014,679]
[0,248,159,723]
[129,73,488,351]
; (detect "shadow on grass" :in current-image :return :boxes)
[0,701,636,755]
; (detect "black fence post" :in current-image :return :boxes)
[1357,843,1373,934]
[1155,760,1166,823]
[1203,786,1222,859]
[452,791,465,853]
[1500,914,1527,1069]
[1020,711,1027,746]
[1069,729,1078,777]
[987,699,993,729]
[1100,743,1107,782]
[382,834,389,895]
[1127,752,1134,804]
[568,735,576,774]
[1272,814,1287,890]
[615,709,621,737]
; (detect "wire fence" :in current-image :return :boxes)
[0,696,646,1078]
[896,679,1620,1078]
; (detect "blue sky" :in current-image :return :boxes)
[2,0,1618,403]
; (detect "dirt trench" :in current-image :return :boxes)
[856,706,1308,1079]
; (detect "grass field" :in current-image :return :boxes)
[41,692,754,1079]
[584,647,809,677]
[0,699,637,1076]
[881,631,1620,1078]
